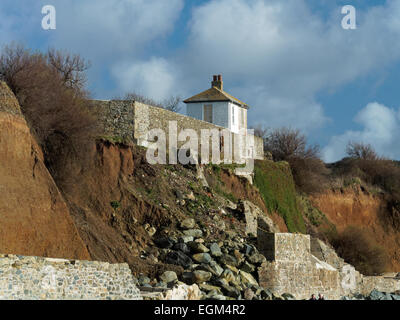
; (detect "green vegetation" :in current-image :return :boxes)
[98,135,129,145]
[110,201,121,210]
[254,160,306,233]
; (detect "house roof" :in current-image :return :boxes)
[184,86,249,109]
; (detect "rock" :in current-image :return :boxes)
[188,242,209,253]
[209,243,222,257]
[391,294,400,300]
[160,271,178,284]
[199,261,224,277]
[248,253,266,265]
[155,237,175,249]
[244,288,255,300]
[187,192,196,201]
[155,282,168,288]
[239,271,258,287]
[165,251,193,269]
[204,292,227,301]
[220,283,241,299]
[138,275,151,286]
[242,244,254,256]
[240,261,256,273]
[233,250,244,264]
[180,218,196,230]
[225,230,237,239]
[144,224,157,237]
[180,236,194,243]
[260,289,274,300]
[237,200,279,237]
[173,243,191,254]
[282,293,295,300]
[219,254,239,267]
[221,269,236,283]
[183,229,203,238]
[163,284,201,300]
[199,284,222,294]
[192,270,212,284]
[192,253,212,264]
[175,190,184,200]
[369,290,386,300]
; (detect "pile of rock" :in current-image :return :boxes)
[342,289,400,300]
[146,218,293,300]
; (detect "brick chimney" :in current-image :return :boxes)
[211,74,223,90]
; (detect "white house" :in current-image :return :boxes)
[184,75,249,134]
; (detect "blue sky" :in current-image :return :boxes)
[1,0,400,162]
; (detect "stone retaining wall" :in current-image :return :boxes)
[89,100,264,161]
[258,233,400,300]
[0,254,142,300]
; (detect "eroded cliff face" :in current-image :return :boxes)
[0,82,89,259]
[310,187,400,271]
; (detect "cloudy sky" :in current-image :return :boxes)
[1,0,400,162]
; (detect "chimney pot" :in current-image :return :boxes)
[211,74,223,90]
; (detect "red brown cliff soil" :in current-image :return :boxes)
[310,187,400,271]
[0,82,89,259]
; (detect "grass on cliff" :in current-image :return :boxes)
[254,160,306,233]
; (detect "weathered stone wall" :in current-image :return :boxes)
[258,233,400,300]
[89,100,264,161]
[0,255,142,300]
[89,100,135,143]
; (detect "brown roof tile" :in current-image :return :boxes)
[184,87,249,109]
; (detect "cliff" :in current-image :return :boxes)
[0,82,89,259]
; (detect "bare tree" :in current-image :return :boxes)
[163,95,181,112]
[47,48,91,91]
[346,141,379,160]
[0,44,98,176]
[265,127,320,161]
[124,91,181,112]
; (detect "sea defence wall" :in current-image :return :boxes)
[257,233,400,300]
[0,255,142,300]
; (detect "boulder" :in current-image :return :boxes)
[189,242,209,253]
[165,251,193,269]
[160,271,178,284]
[180,218,196,230]
[192,253,212,264]
[192,270,212,284]
[173,243,191,254]
[155,237,175,249]
[183,229,203,238]
[209,243,223,257]
[239,271,258,287]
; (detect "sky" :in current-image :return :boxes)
[1,0,400,162]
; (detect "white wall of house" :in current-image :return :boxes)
[187,101,229,128]
[187,101,247,134]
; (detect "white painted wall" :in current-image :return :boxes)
[187,101,229,128]
[186,101,247,134]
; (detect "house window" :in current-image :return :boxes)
[232,106,235,125]
[204,104,213,123]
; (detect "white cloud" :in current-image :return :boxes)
[112,57,177,101]
[323,102,400,162]
[171,0,400,131]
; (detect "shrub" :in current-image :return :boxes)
[261,127,328,194]
[346,141,379,161]
[0,44,98,182]
[329,226,389,275]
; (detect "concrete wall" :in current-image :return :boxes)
[0,255,142,300]
[258,233,400,300]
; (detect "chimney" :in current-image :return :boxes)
[211,74,223,90]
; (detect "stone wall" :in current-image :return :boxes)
[258,233,400,300]
[89,100,264,161]
[0,254,142,300]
